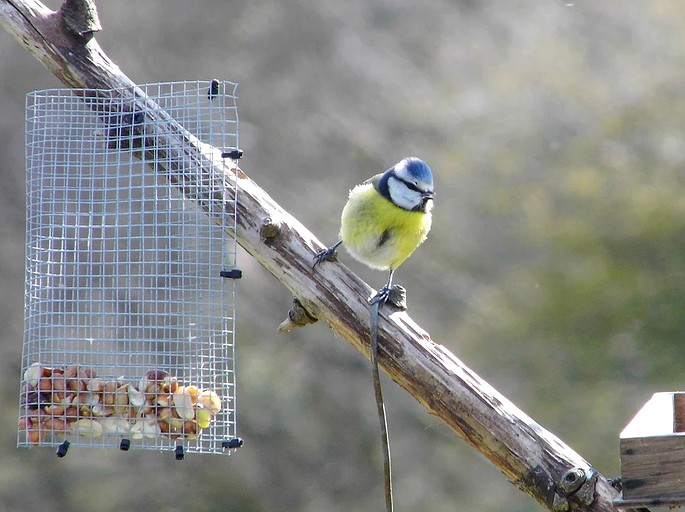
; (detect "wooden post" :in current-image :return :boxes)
[618,392,685,507]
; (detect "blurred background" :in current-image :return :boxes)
[1,1,684,510]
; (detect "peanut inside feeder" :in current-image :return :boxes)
[19,363,223,444]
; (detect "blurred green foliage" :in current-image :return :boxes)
[1,1,685,511]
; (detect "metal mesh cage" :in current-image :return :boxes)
[18,80,240,455]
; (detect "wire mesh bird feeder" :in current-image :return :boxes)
[18,80,242,458]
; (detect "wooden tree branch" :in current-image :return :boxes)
[1,1,644,511]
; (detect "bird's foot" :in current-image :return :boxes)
[369,284,407,310]
[313,248,337,269]
[369,285,390,307]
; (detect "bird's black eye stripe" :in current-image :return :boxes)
[398,178,421,192]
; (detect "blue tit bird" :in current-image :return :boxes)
[314,157,435,305]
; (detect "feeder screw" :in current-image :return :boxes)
[222,437,244,450]
[175,445,185,460]
[220,269,243,279]
[221,149,243,160]
[56,440,70,458]
[208,79,220,100]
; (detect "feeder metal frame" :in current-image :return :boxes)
[18,80,240,455]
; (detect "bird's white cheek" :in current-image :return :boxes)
[388,178,419,210]
[424,199,434,213]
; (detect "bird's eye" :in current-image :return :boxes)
[404,181,421,193]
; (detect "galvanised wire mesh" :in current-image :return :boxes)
[18,80,240,456]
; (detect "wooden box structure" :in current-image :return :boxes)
[616,392,685,507]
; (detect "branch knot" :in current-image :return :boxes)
[59,0,102,37]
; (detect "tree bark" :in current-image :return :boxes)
[0,1,643,510]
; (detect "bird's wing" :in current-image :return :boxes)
[365,173,384,190]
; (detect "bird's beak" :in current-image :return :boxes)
[422,190,435,200]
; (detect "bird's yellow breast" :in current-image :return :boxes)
[339,183,432,271]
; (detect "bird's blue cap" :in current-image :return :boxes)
[398,157,434,189]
